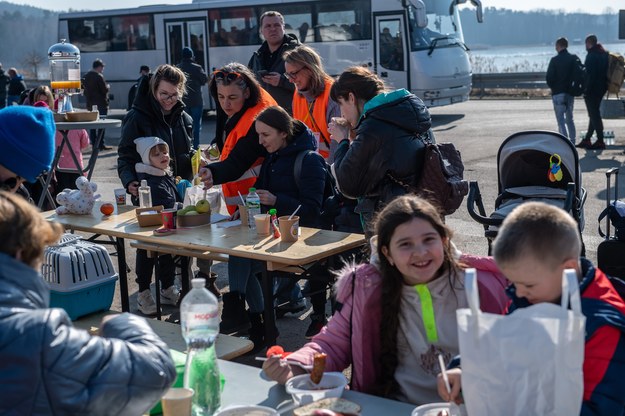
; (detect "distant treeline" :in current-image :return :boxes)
[460,7,620,47]
[0,1,620,76]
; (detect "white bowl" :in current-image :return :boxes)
[285,372,347,406]
[412,402,453,416]
[213,404,279,416]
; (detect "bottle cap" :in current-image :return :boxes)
[141,179,147,187]
[269,208,277,215]
[191,277,205,288]
[249,187,256,192]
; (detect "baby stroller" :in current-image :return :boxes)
[467,130,587,254]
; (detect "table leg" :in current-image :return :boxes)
[87,129,104,181]
[180,256,190,295]
[261,264,278,346]
[154,255,162,321]
[116,237,130,312]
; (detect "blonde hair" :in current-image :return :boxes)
[493,202,581,269]
[283,45,332,98]
[0,191,63,268]
[32,85,54,109]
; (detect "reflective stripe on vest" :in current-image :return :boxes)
[220,88,277,214]
[292,79,333,160]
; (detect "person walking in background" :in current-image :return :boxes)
[0,64,9,109]
[127,65,150,111]
[248,11,299,114]
[83,59,111,150]
[0,191,176,414]
[546,37,578,142]
[576,34,609,150]
[177,47,208,150]
[7,68,26,106]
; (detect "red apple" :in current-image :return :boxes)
[100,203,114,216]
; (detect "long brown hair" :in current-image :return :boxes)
[330,66,386,105]
[283,45,333,98]
[373,195,460,398]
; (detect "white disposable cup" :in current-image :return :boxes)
[161,387,194,416]
[114,188,126,206]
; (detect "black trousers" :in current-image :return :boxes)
[583,94,604,141]
[135,249,175,292]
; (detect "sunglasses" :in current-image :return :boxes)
[212,71,243,83]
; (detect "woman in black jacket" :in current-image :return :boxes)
[117,64,195,200]
[329,66,431,236]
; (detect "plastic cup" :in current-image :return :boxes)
[254,214,271,235]
[238,204,249,228]
[161,387,194,416]
[278,215,299,242]
[161,208,177,230]
[114,188,126,206]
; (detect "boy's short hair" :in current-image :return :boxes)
[493,202,581,269]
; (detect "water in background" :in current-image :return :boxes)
[470,42,625,73]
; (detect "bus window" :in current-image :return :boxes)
[68,17,110,52]
[111,15,154,51]
[408,1,462,51]
[316,0,370,42]
[209,8,259,47]
[378,20,403,71]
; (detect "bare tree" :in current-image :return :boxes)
[21,50,45,80]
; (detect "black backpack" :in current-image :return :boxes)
[567,55,586,97]
[293,150,339,230]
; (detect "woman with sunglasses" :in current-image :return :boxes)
[207,63,277,215]
[328,66,432,237]
[118,64,196,204]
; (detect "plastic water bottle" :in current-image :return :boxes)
[181,278,221,415]
[246,187,261,230]
[138,180,152,208]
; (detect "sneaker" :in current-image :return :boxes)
[276,298,307,318]
[305,315,327,339]
[588,141,606,150]
[137,289,157,315]
[575,139,591,148]
[161,285,180,305]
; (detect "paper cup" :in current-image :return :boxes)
[238,204,249,228]
[254,214,271,235]
[114,188,126,206]
[161,209,177,230]
[161,387,194,416]
[278,216,299,242]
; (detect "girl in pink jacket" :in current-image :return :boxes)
[263,195,509,405]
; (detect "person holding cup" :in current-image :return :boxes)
[224,106,326,352]
[133,136,183,315]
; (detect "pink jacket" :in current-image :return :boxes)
[287,255,509,396]
[55,130,89,171]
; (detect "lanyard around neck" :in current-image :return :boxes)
[414,284,438,343]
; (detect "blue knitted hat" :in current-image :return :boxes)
[0,106,55,182]
[182,47,194,59]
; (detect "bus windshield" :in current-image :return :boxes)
[407,1,462,51]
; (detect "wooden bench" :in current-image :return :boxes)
[73,311,253,359]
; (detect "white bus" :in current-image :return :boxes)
[58,0,483,110]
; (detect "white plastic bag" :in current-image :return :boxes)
[183,185,223,214]
[456,268,585,416]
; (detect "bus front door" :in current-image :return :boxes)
[165,20,209,73]
[374,14,409,90]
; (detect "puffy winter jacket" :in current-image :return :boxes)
[254,120,326,227]
[332,89,431,232]
[0,252,176,415]
[118,75,195,190]
[248,34,299,114]
[136,164,182,209]
[177,58,208,108]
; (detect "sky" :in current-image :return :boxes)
[6,0,621,14]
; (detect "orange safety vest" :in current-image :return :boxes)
[221,88,277,214]
[292,79,333,160]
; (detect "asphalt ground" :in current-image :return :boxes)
[76,98,625,365]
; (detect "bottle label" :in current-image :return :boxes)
[186,310,219,329]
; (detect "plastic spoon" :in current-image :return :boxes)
[288,204,301,220]
[438,354,461,416]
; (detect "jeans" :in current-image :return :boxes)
[275,276,303,305]
[584,94,604,141]
[188,105,203,150]
[228,256,264,313]
[552,93,575,141]
[7,95,20,106]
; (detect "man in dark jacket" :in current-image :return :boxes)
[177,48,208,150]
[576,34,609,150]
[127,65,150,111]
[0,63,9,109]
[248,11,299,114]
[546,37,578,142]
[83,59,111,150]
[6,67,26,106]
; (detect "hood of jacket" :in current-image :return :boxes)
[131,74,186,122]
[255,33,299,56]
[0,252,48,312]
[357,89,431,135]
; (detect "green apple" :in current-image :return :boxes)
[185,211,199,216]
[196,199,210,214]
